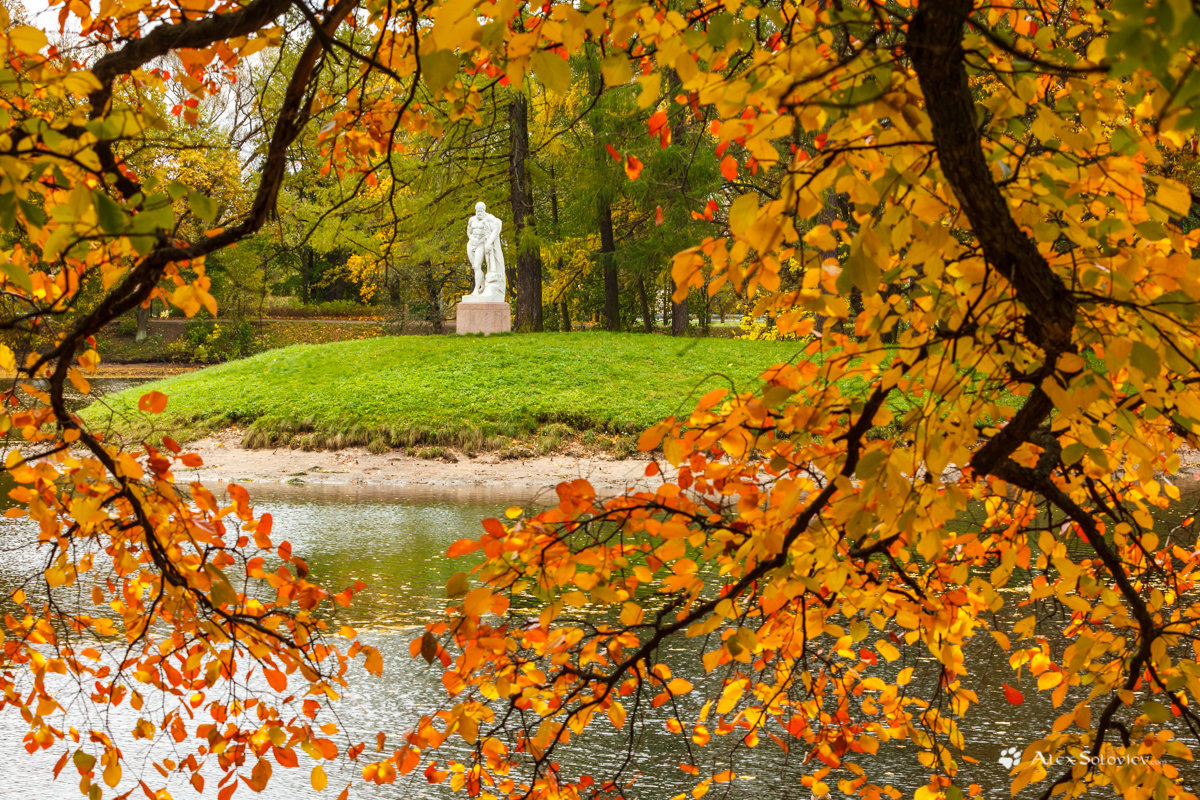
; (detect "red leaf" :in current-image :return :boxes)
[655,206,664,226]
[138,390,168,414]
[814,132,828,149]
[720,154,738,181]
[605,144,621,161]
[1002,683,1024,705]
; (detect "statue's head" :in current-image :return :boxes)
[475,201,486,215]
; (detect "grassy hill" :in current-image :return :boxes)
[84,332,808,455]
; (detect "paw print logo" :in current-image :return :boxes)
[998,745,1023,770]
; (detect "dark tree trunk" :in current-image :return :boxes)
[666,68,690,337]
[509,92,543,332]
[300,247,313,304]
[550,166,569,333]
[636,276,652,333]
[422,260,443,334]
[599,203,619,331]
[671,297,688,336]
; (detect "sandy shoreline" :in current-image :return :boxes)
[177,429,657,501]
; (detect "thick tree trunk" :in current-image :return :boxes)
[636,276,652,333]
[509,92,543,332]
[559,296,571,332]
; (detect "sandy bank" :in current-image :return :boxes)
[177,429,656,501]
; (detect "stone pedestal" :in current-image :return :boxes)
[456,301,511,335]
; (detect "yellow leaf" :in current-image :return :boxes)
[9,26,48,54]
[636,74,659,108]
[532,51,571,93]
[607,701,626,729]
[875,639,900,662]
[103,759,121,788]
[1156,178,1192,217]
[601,55,632,86]
[728,194,759,239]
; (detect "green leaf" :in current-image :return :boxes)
[73,749,96,773]
[0,192,15,231]
[0,260,33,293]
[446,571,470,598]
[188,191,218,222]
[1130,341,1161,378]
[133,193,176,234]
[420,49,459,93]
[1142,699,1171,723]
[18,198,46,227]
[92,191,124,234]
[205,564,238,608]
[841,249,881,296]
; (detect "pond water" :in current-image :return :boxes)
[0,484,1197,798]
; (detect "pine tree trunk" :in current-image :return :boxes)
[666,69,690,338]
[422,260,443,334]
[509,92,543,332]
[600,202,619,331]
[636,276,652,333]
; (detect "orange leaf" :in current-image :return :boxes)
[138,390,168,414]
[1002,683,1024,705]
[446,538,480,557]
[463,586,492,618]
[273,746,298,768]
[310,765,327,791]
[625,155,643,180]
[264,667,286,693]
[655,206,664,225]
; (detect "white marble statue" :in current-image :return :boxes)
[463,201,506,303]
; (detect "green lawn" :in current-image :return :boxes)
[84,332,809,452]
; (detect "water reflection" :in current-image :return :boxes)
[0,484,1195,797]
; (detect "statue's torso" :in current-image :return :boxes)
[467,215,492,245]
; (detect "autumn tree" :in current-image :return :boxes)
[6,2,1200,800]
[398,3,1200,800]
